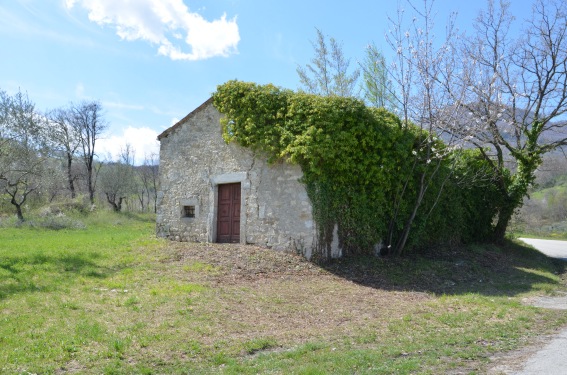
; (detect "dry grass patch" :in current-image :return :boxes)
[163,242,433,344]
[144,241,567,374]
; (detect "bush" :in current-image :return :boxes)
[0,199,89,230]
[28,215,87,230]
[38,198,91,217]
[405,149,505,250]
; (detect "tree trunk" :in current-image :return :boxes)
[10,195,25,222]
[86,155,96,204]
[105,192,122,212]
[492,198,518,244]
[137,191,145,212]
[493,214,510,244]
[492,159,535,244]
[15,204,24,222]
[88,171,95,204]
[66,152,76,199]
[393,169,427,256]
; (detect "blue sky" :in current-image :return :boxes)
[0,0,531,163]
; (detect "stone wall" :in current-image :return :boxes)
[156,99,317,255]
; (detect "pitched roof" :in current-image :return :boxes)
[157,97,214,141]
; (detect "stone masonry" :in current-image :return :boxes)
[156,98,317,255]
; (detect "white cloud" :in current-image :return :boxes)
[97,126,160,165]
[102,100,144,111]
[66,0,240,61]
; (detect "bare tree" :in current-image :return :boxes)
[384,0,470,255]
[454,0,567,241]
[0,91,9,176]
[136,152,159,212]
[69,101,107,205]
[297,28,360,97]
[135,173,146,212]
[47,106,82,198]
[40,158,67,203]
[99,144,136,212]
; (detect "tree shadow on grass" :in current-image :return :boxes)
[320,240,567,297]
[0,252,117,300]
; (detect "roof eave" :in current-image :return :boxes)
[157,97,214,141]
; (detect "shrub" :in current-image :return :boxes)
[29,215,87,230]
[38,198,91,216]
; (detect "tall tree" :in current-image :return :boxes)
[69,101,107,205]
[0,91,9,170]
[454,0,567,241]
[47,106,82,198]
[138,152,159,213]
[359,42,396,110]
[297,28,360,97]
[0,90,46,221]
[384,0,469,255]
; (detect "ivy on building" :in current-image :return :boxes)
[213,80,503,259]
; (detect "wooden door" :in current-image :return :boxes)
[217,183,241,243]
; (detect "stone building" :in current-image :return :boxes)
[156,98,319,256]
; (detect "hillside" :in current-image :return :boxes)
[515,167,567,238]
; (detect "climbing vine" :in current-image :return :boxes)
[212,80,503,259]
[213,81,412,258]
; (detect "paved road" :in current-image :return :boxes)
[514,329,567,375]
[512,238,567,374]
[518,238,567,260]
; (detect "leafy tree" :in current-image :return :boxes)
[297,28,360,97]
[0,90,46,221]
[359,42,396,110]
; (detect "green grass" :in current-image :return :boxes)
[512,230,567,240]
[512,170,567,239]
[0,211,566,374]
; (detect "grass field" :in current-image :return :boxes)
[1,211,567,374]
